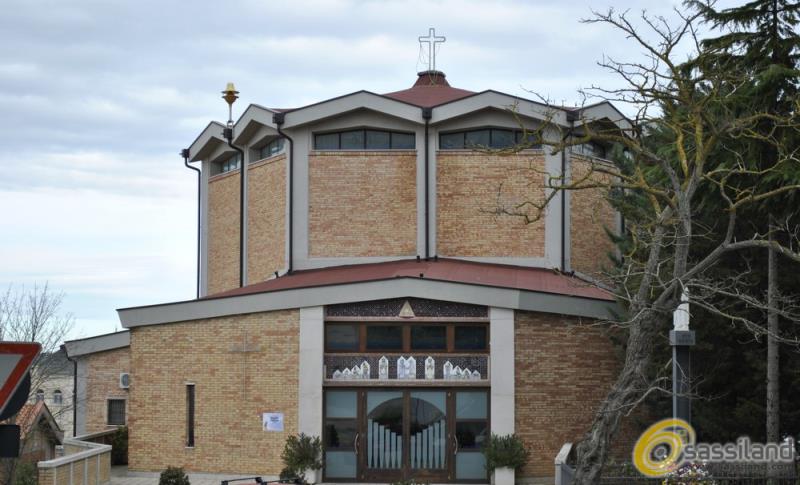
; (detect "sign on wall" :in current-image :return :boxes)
[262,412,284,432]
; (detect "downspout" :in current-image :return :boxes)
[62,345,77,437]
[273,112,294,274]
[223,127,247,287]
[181,149,201,299]
[562,111,577,272]
[422,107,433,260]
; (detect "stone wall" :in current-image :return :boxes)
[247,155,286,284]
[208,170,241,294]
[83,347,130,435]
[128,309,299,475]
[308,151,417,258]
[437,152,547,258]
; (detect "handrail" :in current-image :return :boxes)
[38,437,111,468]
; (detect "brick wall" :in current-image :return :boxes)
[569,155,618,276]
[308,151,416,257]
[208,171,241,294]
[247,156,286,284]
[514,310,632,479]
[83,347,130,434]
[128,309,299,476]
[437,152,546,257]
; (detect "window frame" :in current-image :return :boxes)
[324,322,489,354]
[438,127,543,151]
[256,138,285,161]
[313,128,416,151]
[52,390,63,405]
[106,398,127,426]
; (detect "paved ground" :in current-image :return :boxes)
[111,466,263,485]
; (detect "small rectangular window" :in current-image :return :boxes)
[326,325,359,351]
[391,132,415,149]
[366,130,391,150]
[186,384,195,447]
[410,325,447,350]
[365,325,403,350]
[107,399,126,425]
[465,130,490,148]
[440,132,464,149]
[454,326,488,350]
[315,133,340,150]
[340,130,365,149]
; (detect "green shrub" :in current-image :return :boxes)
[482,433,529,472]
[111,426,129,465]
[13,462,38,485]
[280,433,323,482]
[159,466,190,485]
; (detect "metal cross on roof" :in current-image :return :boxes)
[419,27,446,71]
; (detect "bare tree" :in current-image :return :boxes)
[0,282,75,481]
[492,5,800,483]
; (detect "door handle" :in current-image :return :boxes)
[452,435,459,455]
[354,432,360,456]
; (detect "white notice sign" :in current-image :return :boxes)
[263,412,284,432]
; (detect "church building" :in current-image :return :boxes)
[115,42,631,484]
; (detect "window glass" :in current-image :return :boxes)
[490,129,515,148]
[456,421,488,449]
[465,130,490,148]
[366,326,402,350]
[366,130,391,149]
[440,132,464,149]
[108,399,126,425]
[53,390,63,405]
[340,130,365,149]
[325,420,357,448]
[35,390,44,402]
[456,453,487,479]
[454,326,488,350]
[391,132,415,149]
[315,133,339,150]
[456,391,487,419]
[326,391,358,418]
[410,326,447,350]
[326,325,359,351]
[325,451,357,478]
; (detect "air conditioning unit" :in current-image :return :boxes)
[119,373,130,389]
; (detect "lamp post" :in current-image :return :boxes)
[221,82,246,288]
[671,288,695,423]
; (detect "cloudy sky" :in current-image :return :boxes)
[1,0,722,341]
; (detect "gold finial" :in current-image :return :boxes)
[222,82,239,106]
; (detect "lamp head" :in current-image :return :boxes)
[221,82,239,106]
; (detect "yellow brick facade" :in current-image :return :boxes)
[128,309,299,475]
[208,170,241,294]
[437,151,547,257]
[83,347,130,434]
[308,151,417,257]
[247,155,286,284]
[569,155,618,276]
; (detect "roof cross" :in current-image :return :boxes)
[419,27,446,71]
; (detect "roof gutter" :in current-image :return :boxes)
[422,107,433,260]
[181,149,201,298]
[223,127,247,288]
[562,111,577,272]
[273,112,294,274]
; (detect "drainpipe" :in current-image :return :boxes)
[422,107,433,260]
[223,127,246,287]
[562,112,577,272]
[62,345,77,437]
[181,148,201,299]
[273,112,294,274]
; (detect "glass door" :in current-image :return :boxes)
[409,391,449,482]
[363,391,405,482]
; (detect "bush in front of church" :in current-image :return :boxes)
[159,466,190,485]
[281,433,323,483]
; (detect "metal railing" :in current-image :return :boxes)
[221,477,302,485]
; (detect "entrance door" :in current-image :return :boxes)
[362,390,449,482]
[323,389,488,482]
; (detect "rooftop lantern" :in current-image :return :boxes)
[221,82,239,129]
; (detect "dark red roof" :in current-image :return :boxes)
[206,258,614,302]
[384,71,475,107]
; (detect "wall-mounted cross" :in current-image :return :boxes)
[419,27,446,71]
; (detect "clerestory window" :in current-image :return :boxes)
[314,129,415,150]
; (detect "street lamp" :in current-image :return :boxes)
[221,82,246,288]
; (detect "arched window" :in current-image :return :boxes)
[53,390,63,405]
[35,389,44,402]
